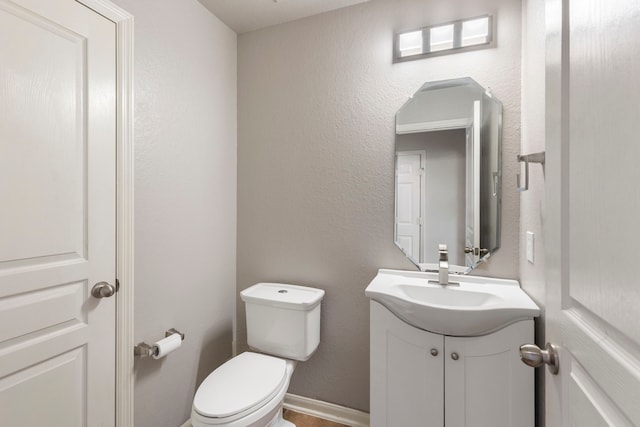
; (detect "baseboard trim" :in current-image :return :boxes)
[283,393,370,427]
[179,393,370,427]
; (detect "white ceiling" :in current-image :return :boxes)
[198,0,370,34]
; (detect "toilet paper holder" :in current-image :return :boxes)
[134,328,185,358]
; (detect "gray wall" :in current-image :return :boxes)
[520,0,546,425]
[238,0,522,411]
[110,1,237,426]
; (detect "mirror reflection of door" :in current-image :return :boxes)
[395,151,424,259]
[395,130,466,269]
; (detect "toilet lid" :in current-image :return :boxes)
[193,352,288,419]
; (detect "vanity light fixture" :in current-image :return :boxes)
[394,15,493,62]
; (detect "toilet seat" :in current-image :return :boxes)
[193,352,289,424]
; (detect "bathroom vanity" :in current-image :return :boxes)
[366,270,539,427]
[377,77,539,425]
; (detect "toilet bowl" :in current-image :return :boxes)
[191,283,324,427]
[191,352,296,427]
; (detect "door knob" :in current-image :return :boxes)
[91,281,116,298]
[519,343,559,375]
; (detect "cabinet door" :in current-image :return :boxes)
[370,301,444,427]
[444,320,534,427]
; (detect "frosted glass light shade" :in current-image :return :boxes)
[398,30,423,57]
[461,17,490,47]
[430,24,454,52]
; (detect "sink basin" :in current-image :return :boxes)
[365,269,540,336]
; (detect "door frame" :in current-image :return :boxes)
[75,1,134,426]
[544,0,565,422]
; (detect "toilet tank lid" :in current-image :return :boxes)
[241,283,325,310]
[193,352,288,419]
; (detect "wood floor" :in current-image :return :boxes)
[282,409,349,427]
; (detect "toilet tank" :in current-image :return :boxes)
[240,283,324,361]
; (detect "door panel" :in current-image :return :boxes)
[0,348,85,426]
[0,1,86,263]
[0,0,116,425]
[0,280,85,342]
[567,0,640,345]
[396,152,423,259]
[569,361,634,427]
[545,0,640,425]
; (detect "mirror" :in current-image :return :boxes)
[394,77,502,273]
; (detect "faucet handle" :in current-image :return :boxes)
[438,244,448,261]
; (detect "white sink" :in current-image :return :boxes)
[365,269,540,336]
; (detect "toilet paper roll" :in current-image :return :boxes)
[152,333,182,359]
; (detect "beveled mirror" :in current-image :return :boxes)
[394,77,502,273]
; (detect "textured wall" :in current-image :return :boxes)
[109,1,237,426]
[520,0,546,310]
[520,0,546,425]
[238,0,522,411]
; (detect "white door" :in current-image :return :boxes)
[0,0,117,425]
[545,0,640,425]
[464,101,481,266]
[395,151,424,260]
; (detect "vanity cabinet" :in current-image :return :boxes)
[370,301,534,427]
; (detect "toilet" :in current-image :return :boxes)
[191,282,325,427]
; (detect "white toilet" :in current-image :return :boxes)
[191,282,325,427]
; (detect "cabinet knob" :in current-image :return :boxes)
[430,348,438,357]
[519,343,559,375]
[451,352,459,361]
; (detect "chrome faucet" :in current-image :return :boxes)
[438,244,449,285]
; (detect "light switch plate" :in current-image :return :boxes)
[526,231,535,264]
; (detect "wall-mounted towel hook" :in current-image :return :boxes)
[516,152,545,192]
